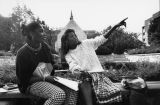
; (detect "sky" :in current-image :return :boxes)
[0,0,159,33]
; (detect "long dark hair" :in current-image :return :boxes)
[61,29,81,56]
[21,22,41,41]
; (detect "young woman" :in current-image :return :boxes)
[16,22,66,105]
[61,18,127,105]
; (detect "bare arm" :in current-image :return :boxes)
[104,17,128,39]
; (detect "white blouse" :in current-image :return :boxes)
[65,35,107,73]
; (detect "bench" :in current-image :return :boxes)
[115,81,160,92]
[0,81,160,105]
[0,88,43,105]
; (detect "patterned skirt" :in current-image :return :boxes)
[89,72,122,104]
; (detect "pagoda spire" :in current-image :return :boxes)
[70,11,73,20]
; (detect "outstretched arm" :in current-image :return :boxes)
[104,17,128,39]
[85,18,128,50]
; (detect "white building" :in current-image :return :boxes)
[142,11,160,46]
[142,17,152,46]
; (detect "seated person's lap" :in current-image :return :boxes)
[28,82,65,99]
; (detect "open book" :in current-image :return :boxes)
[54,77,79,91]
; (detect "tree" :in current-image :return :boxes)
[0,15,13,51]
[10,4,36,52]
[148,17,160,46]
[35,18,57,53]
[96,28,144,55]
[84,30,101,39]
[0,4,58,54]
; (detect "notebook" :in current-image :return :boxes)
[54,77,79,91]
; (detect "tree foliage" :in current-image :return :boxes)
[148,17,160,46]
[96,28,144,55]
[0,4,58,54]
[0,4,143,55]
[0,15,13,51]
[10,5,36,52]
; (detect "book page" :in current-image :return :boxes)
[54,77,79,91]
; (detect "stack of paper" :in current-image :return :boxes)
[0,88,7,93]
[54,77,79,91]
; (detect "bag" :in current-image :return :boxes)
[78,72,95,105]
[121,77,147,90]
[33,62,53,78]
[90,72,122,104]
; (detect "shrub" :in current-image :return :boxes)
[0,51,13,56]
[127,46,160,54]
[96,28,144,55]
[0,63,16,84]
[135,61,160,80]
[0,51,6,56]
[54,61,160,82]
[96,46,112,55]
[103,61,160,81]
[1,57,160,85]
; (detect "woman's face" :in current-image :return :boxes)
[30,27,44,43]
[67,32,79,49]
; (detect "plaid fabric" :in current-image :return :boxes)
[60,85,78,105]
[28,81,66,105]
[90,72,122,104]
